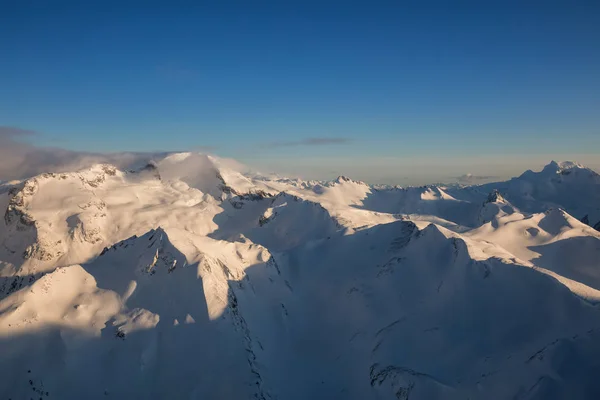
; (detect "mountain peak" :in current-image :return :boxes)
[335,175,353,183]
[333,175,365,185]
[485,189,506,204]
[542,160,585,174]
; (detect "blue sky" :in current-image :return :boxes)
[1,1,599,183]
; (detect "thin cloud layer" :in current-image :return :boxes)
[455,173,499,185]
[0,126,167,181]
[265,137,351,148]
[0,126,36,139]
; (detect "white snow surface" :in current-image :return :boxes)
[1,154,600,399]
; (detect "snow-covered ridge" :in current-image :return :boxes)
[543,160,587,173]
[1,156,600,399]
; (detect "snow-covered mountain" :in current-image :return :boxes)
[1,154,600,399]
[478,160,600,229]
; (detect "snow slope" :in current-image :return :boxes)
[1,154,600,399]
[477,161,600,228]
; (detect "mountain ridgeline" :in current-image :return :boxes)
[1,154,600,399]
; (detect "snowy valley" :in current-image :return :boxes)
[1,154,600,399]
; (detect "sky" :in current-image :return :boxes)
[1,1,599,184]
